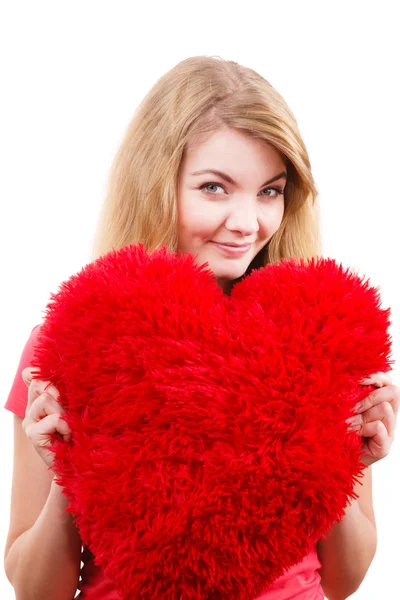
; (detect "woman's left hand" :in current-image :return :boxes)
[345,372,399,466]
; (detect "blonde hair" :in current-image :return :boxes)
[92,55,321,267]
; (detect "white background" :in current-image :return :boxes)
[1,1,399,598]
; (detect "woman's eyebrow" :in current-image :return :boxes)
[190,169,287,188]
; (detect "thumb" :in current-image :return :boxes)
[21,366,40,388]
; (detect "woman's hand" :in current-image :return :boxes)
[346,372,399,466]
[21,367,72,471]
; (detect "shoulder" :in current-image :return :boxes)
[4,324,42,418]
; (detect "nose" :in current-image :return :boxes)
[224,201,260,236]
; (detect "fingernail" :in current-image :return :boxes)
[349,428,361,435]
[348,422,361,432]
[353,402,362,412]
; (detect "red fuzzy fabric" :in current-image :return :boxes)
[31,244,392,599]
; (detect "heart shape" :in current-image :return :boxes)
[31,244,392,599]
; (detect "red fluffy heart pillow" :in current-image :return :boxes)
[31,244,392,599]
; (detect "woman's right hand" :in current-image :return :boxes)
[21,366,72,470]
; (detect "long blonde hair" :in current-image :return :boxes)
[92,56,321,267]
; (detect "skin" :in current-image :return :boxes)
[16,127,400,599]
[348,371,399,467]
[316,371,399,597]
[176,127,399,594]
[176,126,399,466]
[177,127,287,293]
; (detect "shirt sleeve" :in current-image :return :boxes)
[4,324,42,418]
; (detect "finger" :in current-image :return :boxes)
[359,421,392,460]
[360,371,392,387]
[24,412,72,444]
[391,386,400,417]
[24,391,67,426]
[23,393,72,441]
[347,401,396,437]
[354,384,399,415]
[26,379,61,413]
[21,366,40,387]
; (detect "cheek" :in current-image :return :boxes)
[179,200,224,237]
[260,202,285,234]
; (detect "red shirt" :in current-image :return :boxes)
[4,325,324,599]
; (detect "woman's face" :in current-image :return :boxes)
[177,127,287,292]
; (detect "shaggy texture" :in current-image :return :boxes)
[31,244,392,600]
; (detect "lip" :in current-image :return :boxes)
[210,241,252,255]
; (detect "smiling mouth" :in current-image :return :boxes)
[211,241,254,247]
[210,241,252,255]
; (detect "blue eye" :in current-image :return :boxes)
[199,182,224,194]
[260,187,284,199]
[199,182,284,199]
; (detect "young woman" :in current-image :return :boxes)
[4,56,399,600]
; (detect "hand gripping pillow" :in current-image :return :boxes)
[31,244,392,600]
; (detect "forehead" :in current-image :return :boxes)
[180,128,285,174]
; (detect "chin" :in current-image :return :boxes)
[212,264,250,283]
